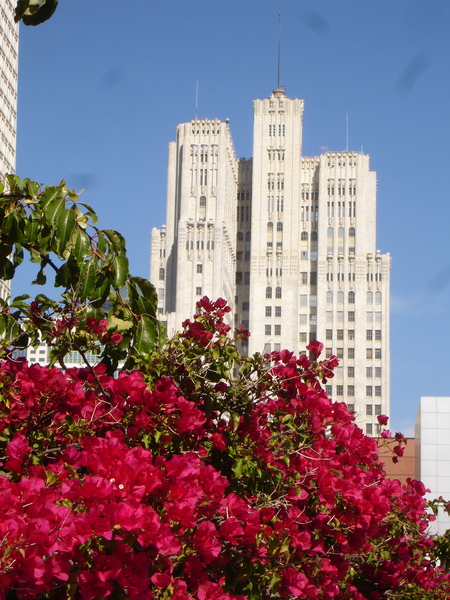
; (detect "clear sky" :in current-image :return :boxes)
[15,0,450,436]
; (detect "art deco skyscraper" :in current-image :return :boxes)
[0,0,19,301]
[151,89,391,435]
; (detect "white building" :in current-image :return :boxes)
[151,88,391,434]
[415,396,450,535]
[0,0,19,302]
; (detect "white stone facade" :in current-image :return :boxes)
[415,397,450,535]
[151,89,391,433]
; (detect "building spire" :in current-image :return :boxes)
[277,12,281,89]
[194,81,199,120]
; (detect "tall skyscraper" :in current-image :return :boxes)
[0,0,19,301]
[151,88,390,434]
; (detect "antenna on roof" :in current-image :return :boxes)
[277,12,281,89]
[195,81,199,120]
[345,94,349,152]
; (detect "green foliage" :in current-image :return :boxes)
[14,0,58,25]
[0,175,164,374]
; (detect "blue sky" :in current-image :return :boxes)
[16,0,450,436]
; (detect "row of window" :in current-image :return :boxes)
[326,291,355,304]
[325,347,382,360]
[237,231,251,241]
[236,251,251,261]
[268,124,285,136]
[326,329,382,341]
[265,306,282,317]
[266,286,282,299]
[265,324,281,336]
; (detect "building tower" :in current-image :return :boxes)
[150,118,238,334]
[0,0,19,301]
[151,89,391,435]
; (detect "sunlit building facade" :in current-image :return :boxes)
[0,0,19,301]
[151,89,391,433]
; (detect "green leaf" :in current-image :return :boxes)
[32,265,47,286]
[78,258,98,300]
[134,315,158,355]
[55,208,76,255]
[103,229,127,255]
[20,0,59,25]
[112,255,129,288]
[71,227,91,262]
[42,195,65,227]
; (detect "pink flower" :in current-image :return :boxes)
[306,340,324,359]
[377,414,389,426]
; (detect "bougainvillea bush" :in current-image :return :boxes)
[0,297,449,600]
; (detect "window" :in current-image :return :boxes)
[326,348,333,358]
[274,343,281,352]
[326,291,333,304]
[347,348,355,359]
[366,348,373,359]
[264,343,272,354]
[310,295,317,307]
[337,329,344,340]
[299,314,307,325]
[375,291,382,305]
[236,251,243,261]
[275,324,281,336]
[299,332,307,343]
[366,311,373,324]
[159,268,165,281]
[301,231,308,241]
[237,231,244,241]
[366,330,373,341]
[199,196,207,206]
[245,231,251,241]
[336,385,344,396]
[326,311,333,323]
[348,291,355,304]
[366,404,373,415]
[347,385,355,396]
[326,385,332,396]
[243,302,249,311]
[366,386,373,397]
[366,367,373,378]
[347,403,355,412]
[277,222,283,232]
[375,367,381,378]
[375,330,382,341]
[265,325,272,336]
[196,287,202,295]
[336,348,344,359]
[375,311,382,324]
[375,404,382,415]
[275,306,282,317]
[367,291,373,304]
[300,294,307,306]
[326,329,333,340]
[347,366,354,378]
[301,272,308,284]
[196,264,203,274]
[366,423,373,436]
[348,329,355,340]
[348,311,355,322]
[266,286,272,299]
[337,291,344,304]
[375,386,382,397]
[236,272,243,284]
[265,306,272,317]
[310,272,317,285]
[275,286,282,299]
[244,272,250,284]
[245,250,251,261]
[337,311,344,322]
[375,348,382,360]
